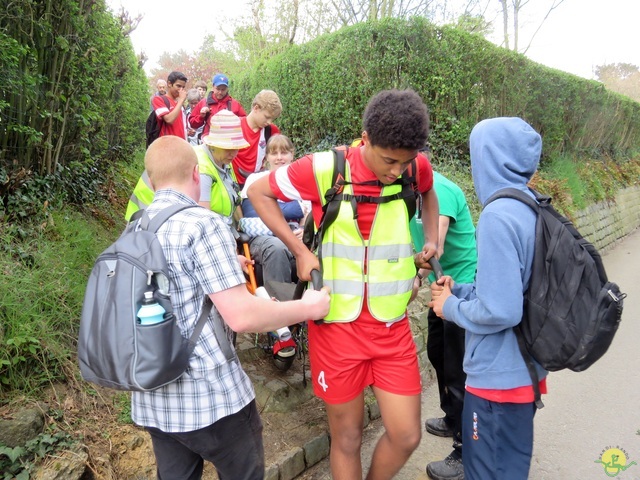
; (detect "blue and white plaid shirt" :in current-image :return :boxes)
[131,189,254,433]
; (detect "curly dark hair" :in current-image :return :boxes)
[362,89,429,150]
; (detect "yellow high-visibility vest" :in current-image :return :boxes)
[194,145,235,218]
[125,171,154,221]
[124,146,236,221]
[313,151,415,323]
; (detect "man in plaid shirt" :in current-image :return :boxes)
[132,136,330,480]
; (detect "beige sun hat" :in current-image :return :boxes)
[202,110,250,149]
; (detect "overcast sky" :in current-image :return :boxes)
[107,0,640,80]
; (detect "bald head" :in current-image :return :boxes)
[145,137,198,194]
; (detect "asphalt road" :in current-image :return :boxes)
[304,228,640,480]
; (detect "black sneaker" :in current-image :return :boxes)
[426,453,464,480]
[425,417,454,437]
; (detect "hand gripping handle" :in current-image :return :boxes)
[428,257,444,282]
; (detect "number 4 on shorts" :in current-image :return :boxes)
[317,371,328,392]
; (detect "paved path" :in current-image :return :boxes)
[302,228,640,480]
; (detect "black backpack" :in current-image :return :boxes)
[146,96,171,147]
[485,188,626,408]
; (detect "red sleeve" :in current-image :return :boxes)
[271,124,281,135]
[269,154,325,225]
[152,95,171,120]
[234,100,247,117]
[268,154,317,200]
[188,98,207,128]
[416,152,434,193]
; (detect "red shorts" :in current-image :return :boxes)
[307,317,422,404]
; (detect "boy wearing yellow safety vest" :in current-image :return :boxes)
[248,89,439,480]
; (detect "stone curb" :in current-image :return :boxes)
[264,399,385,480]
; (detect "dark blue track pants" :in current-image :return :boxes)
[462,391,536,480]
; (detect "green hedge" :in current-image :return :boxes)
[0,0,149,208]
[233,17,640,164]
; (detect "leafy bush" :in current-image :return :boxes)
[233,17,640,167]
[0,0,149,218]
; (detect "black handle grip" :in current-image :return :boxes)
[236,231,251,245]
[310,269,323,291]
[309,269,325,325]
[428,257,444,281]
[292,269,323,300]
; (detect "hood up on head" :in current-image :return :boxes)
[469,117,542,205]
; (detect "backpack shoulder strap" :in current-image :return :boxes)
[264,125,272,144]
[484,187,543,211]
[151,95,171,112]
[186,298,235,362]
[143,204,201,232]
[515,328,545,409]
[227,99,232,111]
[317,149,419,236]
[317,147,347,238]
[402,159,419,220]
[128,208,145,224]
[303,148,346,253]
[309,148,347,274]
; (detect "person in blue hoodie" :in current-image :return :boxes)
[429,117,548,480]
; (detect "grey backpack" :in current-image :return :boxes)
[78,204,233,391]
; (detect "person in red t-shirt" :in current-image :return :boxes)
[232,90,282,188]
[151,71,188,140]
[248,89,439,480]
[188,73,246,141]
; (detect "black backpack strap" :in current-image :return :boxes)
[264,125,272,144]
[162,95,170,109]
[484,187,544,211]
[515,327,545,409]
[309,148,347,277]
[227,99,232,111]
[404,159,419,221]
[314,148,347,249]
[315,148,419,245]
[338,165,418,218]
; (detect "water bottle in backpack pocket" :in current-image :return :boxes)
[137,290,167,325]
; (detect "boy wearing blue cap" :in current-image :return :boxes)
[189,73,246,141]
